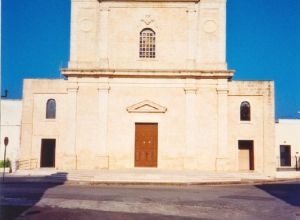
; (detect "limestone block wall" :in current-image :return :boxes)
[69,0,227,70]
[72,77,220,170]
[20,79,68,169]
[228,81,276,175]
[100,81,187,169]
[20,77,276,173]
[20,77,225,171]
[18,1,277,173]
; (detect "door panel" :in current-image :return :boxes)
[238,140,254,171]
[135,123,158,167]
[239,149,250,171]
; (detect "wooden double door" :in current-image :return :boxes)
[135,123,158,167]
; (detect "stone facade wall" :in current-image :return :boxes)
[228,81,276,175]
[18,0,277,176]
[20,80,67,168]
[69,0,227,70]
[21,78,219,170]
[20,78,276,175]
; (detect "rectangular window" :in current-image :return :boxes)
[280,145,291,166]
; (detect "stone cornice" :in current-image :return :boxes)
[98,0,200,2]
[61,68,234,79]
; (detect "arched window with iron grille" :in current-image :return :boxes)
[139,28,155,58]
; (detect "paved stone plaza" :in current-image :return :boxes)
[1,179,300,220]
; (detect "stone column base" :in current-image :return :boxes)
[263,162,276,177]
[186,59,196,69]
[183,157,198,169]
[95,155,109,169]
[62,154,77,170]
[215,157,229,171]
[99,58,109,69]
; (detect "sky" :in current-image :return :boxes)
[1,0,300,119]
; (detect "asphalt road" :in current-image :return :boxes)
[1,180,300,220]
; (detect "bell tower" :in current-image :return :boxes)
[65,0,229,74]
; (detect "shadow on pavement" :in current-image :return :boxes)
[13,207,208,220]
[0,172,67,220]
[256,181,300,207]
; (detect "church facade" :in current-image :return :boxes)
[20,0,276,175]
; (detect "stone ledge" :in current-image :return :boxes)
[99,0,200,2]
[62,68,234,79]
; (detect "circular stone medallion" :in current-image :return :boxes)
[80,19,93,32]
[203,20,218,33]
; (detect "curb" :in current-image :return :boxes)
[64,178,300,187]
[1,177,299,187]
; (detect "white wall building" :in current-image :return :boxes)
[275,119,300,170]
[0,99,23,171]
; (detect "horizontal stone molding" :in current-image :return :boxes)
[97,85,110,91]
[98,0,200,2]
[216,88,228,94]
[62,68,234,79]
[184,87,198,94]
[67,83,79,92]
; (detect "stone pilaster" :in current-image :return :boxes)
[68,0,80,67]
[98,5,109,68]
[197,0,227,70]
[186,6,197,69]
[65,82,78,169]
[262,82,276,176]
[184,85,198,169]
[96,78,110,169]
[216,79,229,171]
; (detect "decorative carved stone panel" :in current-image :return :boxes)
[127,100,167,113]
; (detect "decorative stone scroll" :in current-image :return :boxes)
[141,15,154,26]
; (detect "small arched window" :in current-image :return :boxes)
[240,101,251,121]
[46,99,56,119]
[139,28,155,58]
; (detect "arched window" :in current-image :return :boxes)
[46,99,56,119]
[240,101,251,121]
[139,28,155,58]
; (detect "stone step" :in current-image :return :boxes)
[12,169,272,183]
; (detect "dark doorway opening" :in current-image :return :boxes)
[40,139,56,168]
[280,145,291,167]
[238,140,254,171]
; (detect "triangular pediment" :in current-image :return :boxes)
[127,100,167,113]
